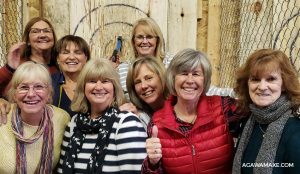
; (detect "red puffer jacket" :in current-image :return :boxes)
[152,95,234,174]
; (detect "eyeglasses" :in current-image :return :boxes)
[17,85,48,94]
[29,28,53,35]
[134,35,158,42]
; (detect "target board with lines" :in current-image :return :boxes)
[68,0,197,62]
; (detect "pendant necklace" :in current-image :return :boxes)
[175,106,197,124]
[258,124,266,137]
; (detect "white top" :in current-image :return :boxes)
[117,53,234,102]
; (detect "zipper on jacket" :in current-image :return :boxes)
[159,123,198,173]
[191,145,195,155]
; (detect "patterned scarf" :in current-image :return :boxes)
[11,104,54,174]
[233,95,291,174]
[61,107,119,174]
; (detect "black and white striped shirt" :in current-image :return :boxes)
[57,111,147,174]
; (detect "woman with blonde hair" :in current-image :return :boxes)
[0,62,70,173]
[58,58,147,173]
[126,55,169,129]
[114,17,233,102]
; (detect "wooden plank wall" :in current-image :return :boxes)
[167,0,197,54]
[207,0,221,86]
[197,0,208,52]
[69,0,197,62]
[1,0,221,85]
[42,0,69,39]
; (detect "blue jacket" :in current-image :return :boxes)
[51,71,64,107]
[51,71,76,116]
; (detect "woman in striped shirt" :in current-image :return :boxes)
[57,58,147,173]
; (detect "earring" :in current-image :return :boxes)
[47,99,49,102]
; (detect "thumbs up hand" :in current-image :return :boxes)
[146,125,162,167]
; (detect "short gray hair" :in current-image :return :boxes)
[166,48,212,96]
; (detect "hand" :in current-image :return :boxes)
[7,42,26,69]
[119,103,140,117]
[146,125,162,168]
[0,98,10,126]
[106,54,120,68]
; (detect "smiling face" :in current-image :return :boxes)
[28,21,54,52]
[15,78,50,117]
[248,67,284,108]
[57,42,87,74]
[134,64,164,110]
[174,64,204,104]
[85,78,114,111]
[134,25,157,57]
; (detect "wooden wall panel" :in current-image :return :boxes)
[70,0,170,62]
[167,0,197,54]
[197,0,208,52]
[42,0,69,40]
[29,0,40,19]
[23,0,30,29]
[207,0,221,86]
[2,0,199,73]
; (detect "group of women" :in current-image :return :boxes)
[0,16,299,174]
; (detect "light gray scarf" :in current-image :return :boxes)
[232,95,291,174]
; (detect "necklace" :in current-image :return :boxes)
[258,124,266,137]
[175,106,197,124]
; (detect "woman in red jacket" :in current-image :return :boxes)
[142,48,250,174]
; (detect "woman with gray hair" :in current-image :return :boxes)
[141,48,250,173]
[112,17,233,102]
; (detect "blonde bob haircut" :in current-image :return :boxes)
[71,58,126,113]
[166,48,212,96]
[126,55,169,115]
[234,49,300,111]
[130,17,165,62]
[7,61,53,104]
